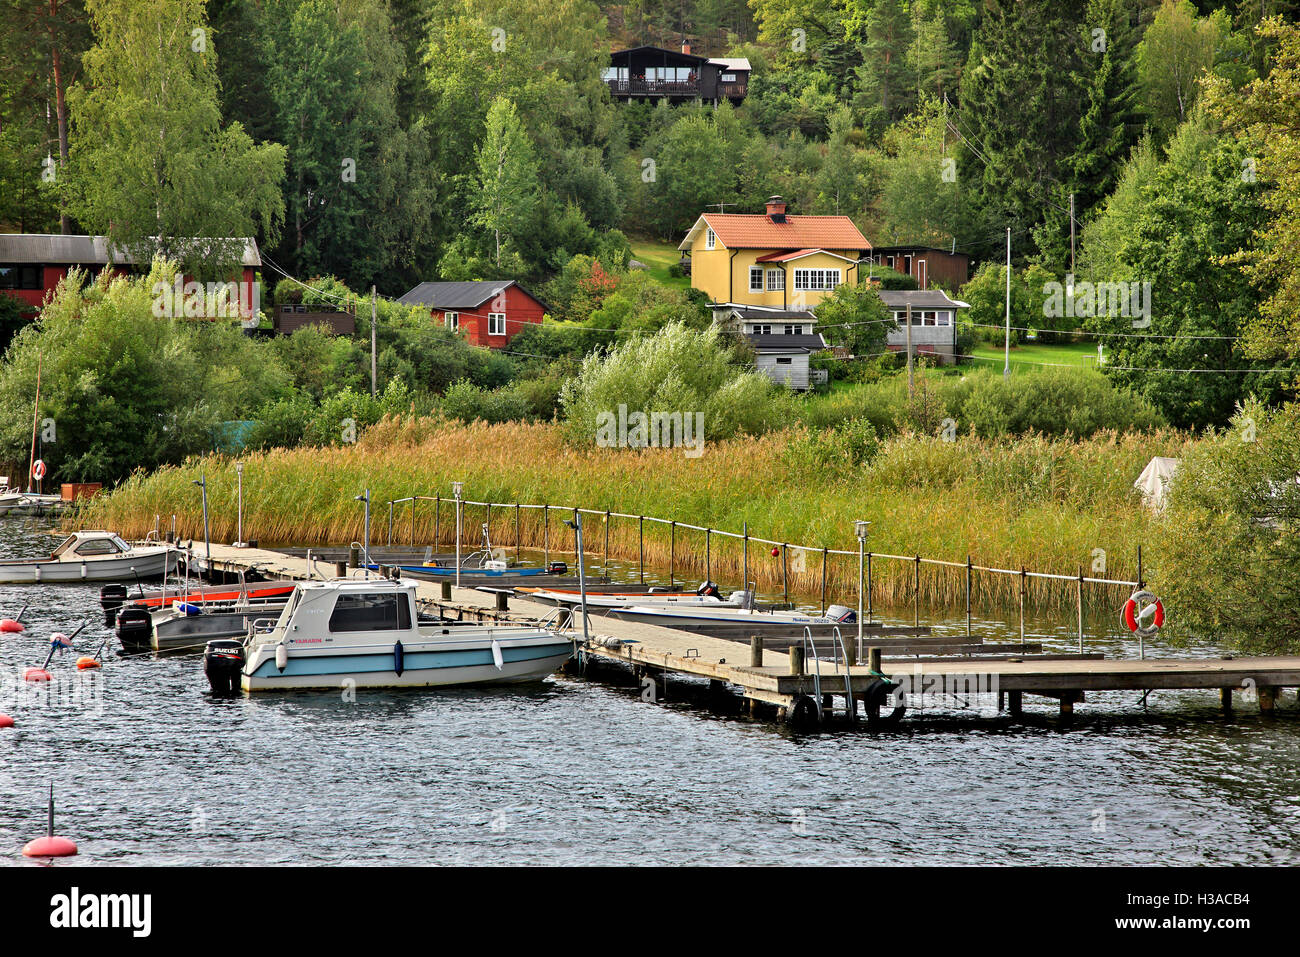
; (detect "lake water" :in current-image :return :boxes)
[2,518,1298,866]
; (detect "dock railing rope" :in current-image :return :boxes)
[383,493,1142,652]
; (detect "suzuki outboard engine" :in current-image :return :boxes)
[204,639,245,694]
[826,604,857,624]
[114,605,153,653]
[696,581,722,599]
[99,583,129,628]
[546,561,568,575]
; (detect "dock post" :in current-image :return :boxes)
[706,528,711,584]
[1059,696,1074,717]
[867,647,881,675]
[486,504,491,548]
[742,522,748,589]
[1076,565,1084,653]
[515,503,520,561]
[495,591,508,613]
[410,498,415,546]
[440,580,452,601]
[1221,687,1233,712]
[1019,567,1026,642]
[750,635,763,668]
[965,556,972,639]
[1260,687,1276,713]
[387,501,393,546]
[914,555,921,626]
[348,545,359,569]
[821,548,828,616]
[434,495,441,547]
[543,505,549,564]
[639,516,644,584]
[789,644,804,675]
[670,521,675,587]
[572,507,579,560]
[334,561,346,578]
[604,510,610,577]
[782,544,788,605]
[1007,691,1023,716]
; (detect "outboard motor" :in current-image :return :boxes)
[546,561,568,575]
[827,604,857,624]
[99,583,129,628]
[696,581,722,599]
[203,639,245,695]
[115,605,153,653]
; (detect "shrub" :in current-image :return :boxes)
[440,379,532,424]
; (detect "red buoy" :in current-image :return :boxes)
[1,618,24,633]
[76,656,101,670]
[771,546,780,557]
[0,714,13,728]
[22,835,77,858]
[23,667,51,682]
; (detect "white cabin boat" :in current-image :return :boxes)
[205,579,575,693]
[0,531,176,584]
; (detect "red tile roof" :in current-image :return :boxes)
[701,214,870,250]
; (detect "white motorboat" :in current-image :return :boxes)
[0,531,177,584]
[203,578,575,693]
[605,602,856,632]
[520,584,754,613]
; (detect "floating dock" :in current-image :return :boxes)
[185,543,1299,727]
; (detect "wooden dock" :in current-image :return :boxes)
[187,543,1300,728]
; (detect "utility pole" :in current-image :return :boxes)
[1003,227,1011,380]
[370,285,377,398]
[905,302,914,395]
[1069,193,1076,275]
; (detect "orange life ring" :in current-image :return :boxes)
[1124,590,1164,637]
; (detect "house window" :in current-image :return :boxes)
[783,324,804,335]
[721,73,736,82]
[792,268,841,291]
[488,312,506,336]
[766,269,784,291]
[749,267,764,293]
[706,228,716,249]
[751,323,772,335]
[445,311,458,330]
[776,357,793,364]
[0,265,41,290]
[936,311,952,326]
[922,311,937,326]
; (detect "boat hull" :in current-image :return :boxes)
[241,634,574,692]
[0,548,176,584]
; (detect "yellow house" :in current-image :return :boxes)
[676,196,870,310]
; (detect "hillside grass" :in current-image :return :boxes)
[967,341,1100,371]
[628,238,691,291]
[78,417,1197,611]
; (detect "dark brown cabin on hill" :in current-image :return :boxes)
[605,44,749,104]
[868,245,972,291]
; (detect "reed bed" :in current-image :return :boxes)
[77,417,1197,611]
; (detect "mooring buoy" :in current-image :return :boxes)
[22,785,78,858]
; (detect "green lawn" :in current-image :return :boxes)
[967,340,1102,372]
[629,238,691,291]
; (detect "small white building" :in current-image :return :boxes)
[877,289,969,365]
[713,305,826,390]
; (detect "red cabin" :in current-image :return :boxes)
[397,279,548,348]
[0,233,261,317]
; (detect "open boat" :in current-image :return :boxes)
[203,578,574,693]
[0,531,176,584]
[519,584,754,614]
[604,602,856,633]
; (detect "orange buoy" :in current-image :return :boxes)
[23,785,78,858]
[23,667,51,682]
[0,714,13,728]
[1,619,24,632]
[75,656,101,670]
[22,835,77,857]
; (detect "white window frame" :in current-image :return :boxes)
[751,323,772,335]
[706,228,716,250]
[749,266,764,293]
[445,311,458,331]
[792,268,842,292]
[783,324,805,336]
[766,268,784,291]
[488,312,506,336]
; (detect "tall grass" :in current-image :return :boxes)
[78,417,1196,610]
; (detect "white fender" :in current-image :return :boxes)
[275,641,288,672]
[491,638,503,671]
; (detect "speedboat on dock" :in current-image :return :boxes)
[520,582,754,615]
[203,578,575,693]
[0,531,176,584]
[605,602,856,634]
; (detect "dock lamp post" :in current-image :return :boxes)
[355,489,370,579]
[452,482,464,589]
[855,521,870,662]
[192,476,211,574]
[564,515,590,648]
[234,462,245,548]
